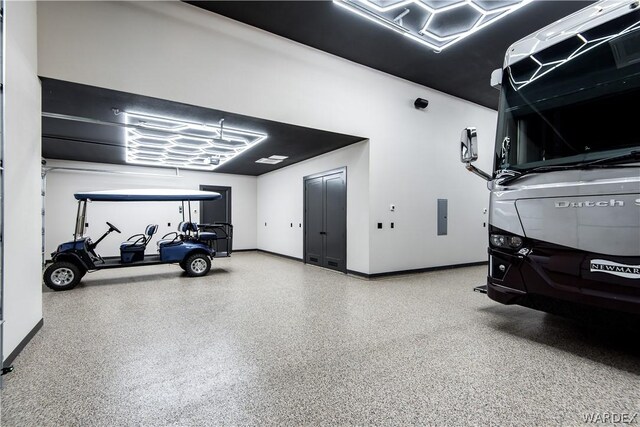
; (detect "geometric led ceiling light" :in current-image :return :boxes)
[334,0,535,52]
[123,112,267,171]
[508,14,640,90]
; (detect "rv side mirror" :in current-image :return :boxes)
[460,127,478,163]
[490,68,503,90]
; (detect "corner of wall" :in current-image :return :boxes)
[3,0,44,362]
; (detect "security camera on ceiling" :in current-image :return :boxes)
[414,98,429,109]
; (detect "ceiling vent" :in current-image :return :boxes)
[255,158,283,164]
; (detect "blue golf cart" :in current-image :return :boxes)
[43,189,233,291]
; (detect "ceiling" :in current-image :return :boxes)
[41,78,365,176]
[42,2,595,174]
[187,0,594,110]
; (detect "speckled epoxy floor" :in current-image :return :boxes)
[1,252,639,426]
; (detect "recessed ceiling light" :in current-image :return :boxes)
[334,0,535,52]
[268,155,289,160]
[123,112,267,171]
[255,158,283,164]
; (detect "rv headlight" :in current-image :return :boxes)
[490,234,523,249]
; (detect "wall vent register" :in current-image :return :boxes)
[124,112,268,171]
[334,0,534,51]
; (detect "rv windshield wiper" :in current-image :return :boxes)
[495,150,640,185]
[530,150,640,173]
[494,169,523,185]
[579,149,640,167]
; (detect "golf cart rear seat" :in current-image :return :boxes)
[198,230,217,242]
[185,222,217,242]
[120,224,158,263]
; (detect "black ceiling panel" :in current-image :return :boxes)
[186,1,594,109]
[41,78,365,176]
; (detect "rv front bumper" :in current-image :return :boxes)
[486,249,528,305]
[486,246,640,316]
[486,280,527,305]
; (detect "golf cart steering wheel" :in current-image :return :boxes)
[106,222,121,233]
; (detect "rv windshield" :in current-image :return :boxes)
[495,10,640,173]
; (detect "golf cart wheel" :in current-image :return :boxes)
[44,261,83,291]
[179,260,187,271]
[184,253,211,277]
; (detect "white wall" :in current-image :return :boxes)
[257,141,370,273]
[3,1,43,361]
[38,1,497,275]
[44,160,257,258]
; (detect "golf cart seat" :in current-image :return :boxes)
[198,226,217,242]
[183,222,217,242]
[120,224,158,263]
[184,222,199,239]
[157,221,192,248]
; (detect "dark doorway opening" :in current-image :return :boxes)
[200,185,231,225]
[304,168,347,273]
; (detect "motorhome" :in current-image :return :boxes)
[461,0,640,315]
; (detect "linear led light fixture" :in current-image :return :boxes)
[123,112,267,171]
[334,0,535,52]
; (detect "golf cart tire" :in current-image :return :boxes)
[184,253,211,277]
[44,261,83,291]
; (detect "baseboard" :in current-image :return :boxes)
[3,318,44,368]
[346,269,369,279]
[232,248,258,253]
[256,249,303,262]
[349,261,488,279]
[234,250,486,278]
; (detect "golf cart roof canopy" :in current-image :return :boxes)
[74,189,222,202]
